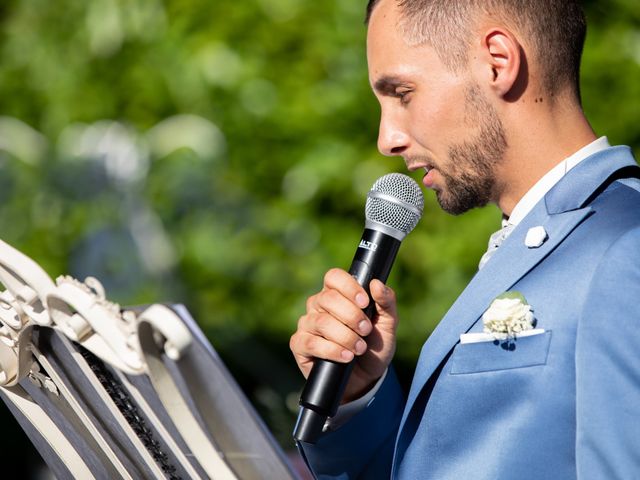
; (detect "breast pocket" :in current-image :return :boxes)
[449,330,552,375]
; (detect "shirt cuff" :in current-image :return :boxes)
[324,369,388,432]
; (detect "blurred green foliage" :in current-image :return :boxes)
[0,0,638,466]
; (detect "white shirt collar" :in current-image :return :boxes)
[504,136,611,227]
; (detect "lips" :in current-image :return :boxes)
[423,167,436,188]
[406,162,433,173]
[406,161,436,188]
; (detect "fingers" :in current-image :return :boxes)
[290,328,358,366]
[323,268,370,310]
[306,268,372,335]
[290,270,400,380]
[289,318,367,379]
[298,312,368,356]
[291,268,370,374]
[311,288,373,336]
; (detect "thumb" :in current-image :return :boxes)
[369,279,398,326]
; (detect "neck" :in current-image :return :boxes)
[494,92,597,216]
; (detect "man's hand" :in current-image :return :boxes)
[290,268,399,403]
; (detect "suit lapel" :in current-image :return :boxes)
[395,145,640,454]
[400,205,592,424]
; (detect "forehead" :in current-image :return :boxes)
[366,0,403,65]
[366,0,444,86]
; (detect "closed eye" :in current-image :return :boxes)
[395,88,413,105]
[373,76,414,106]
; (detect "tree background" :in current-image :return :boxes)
[0,0,637,477]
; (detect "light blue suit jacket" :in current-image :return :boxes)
[299,146,640,479]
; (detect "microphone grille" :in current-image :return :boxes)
[365,173,424,239]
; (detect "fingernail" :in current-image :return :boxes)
[355,340,367,355]
[355,293,368,308]
[341,350,354,361]
[358,320,371,335]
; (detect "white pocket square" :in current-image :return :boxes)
[459,328,546,345]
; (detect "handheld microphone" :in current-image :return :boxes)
[293,173,424,444]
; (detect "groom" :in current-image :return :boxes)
[290,0,640,478]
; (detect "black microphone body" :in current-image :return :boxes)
[293,228,401,443]
[293,172,423,444]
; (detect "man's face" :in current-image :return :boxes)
[366,0,507,215]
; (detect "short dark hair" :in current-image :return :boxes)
[366,0,587,99]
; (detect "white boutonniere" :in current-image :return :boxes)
[482,291,535,341]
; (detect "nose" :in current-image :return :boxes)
[377,109,410,157]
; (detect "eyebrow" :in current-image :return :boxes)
[373,75,407,95]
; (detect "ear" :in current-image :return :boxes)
[480,28,522,99]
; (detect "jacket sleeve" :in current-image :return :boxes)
[297,367,405,479]
[576,227,640,477]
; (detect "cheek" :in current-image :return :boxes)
[410,95,464,149]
